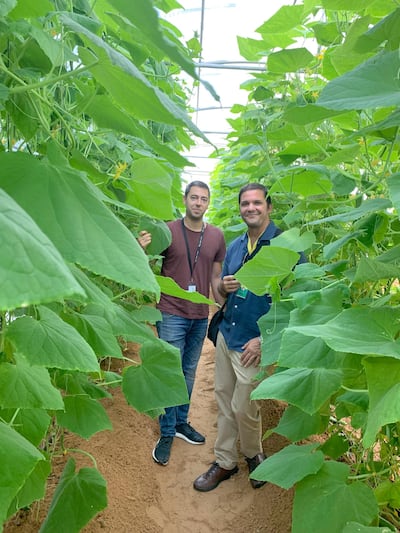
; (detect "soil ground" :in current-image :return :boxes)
[5,329,293,533]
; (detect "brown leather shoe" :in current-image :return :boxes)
[193,462,239,492]
[246,453,267,489]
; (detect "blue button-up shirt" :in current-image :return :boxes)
[219,221,282,352]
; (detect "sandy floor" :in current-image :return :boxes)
[5,334,293,533]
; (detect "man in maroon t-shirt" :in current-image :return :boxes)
[139,181,226,466]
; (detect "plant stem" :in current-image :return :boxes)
[0,60,98,94]
[66,448,98,469]
[348,466,392,480]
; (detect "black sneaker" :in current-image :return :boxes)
[175,423,205,445]
[152,436,173,465]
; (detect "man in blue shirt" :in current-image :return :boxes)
[193,182,287,492]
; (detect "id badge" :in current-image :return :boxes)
[237,286,248,299]
[188,284,196,292]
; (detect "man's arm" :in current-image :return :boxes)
[210,261,225,306]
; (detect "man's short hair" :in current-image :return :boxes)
[184,180,210,197]
[238,182,271,205]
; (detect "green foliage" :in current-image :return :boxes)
[0,0,217,530]
[208,1,400,531]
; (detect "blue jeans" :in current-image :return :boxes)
[156,312,208,437]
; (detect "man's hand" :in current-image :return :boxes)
[219,275,241,295]
[240,337,262,368]
[138,230,151,250]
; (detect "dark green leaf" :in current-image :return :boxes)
[252,443,324,489]
[0,423,44,524]
[7,459,50,518]
[268,48,314,74]
[0,408,50,446]
[0,359,64,410]
[252,367,342,414]
[0,188,85,311]
[292,462,378,533]
[274,406,329,442]
[40,459,107,533]
[0,152,160,296]
[318,50,400,110]
[56,395,112,439]
[9,0,52,18]
[122,339,188,412]
[7,306,100,372]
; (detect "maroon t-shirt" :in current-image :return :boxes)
[157,219,226,319]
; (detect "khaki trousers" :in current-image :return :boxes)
[214,332,263,470]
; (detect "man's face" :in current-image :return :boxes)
[239,189,272,230]
[184,186,210,220]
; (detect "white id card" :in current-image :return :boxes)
[188,284,196,292]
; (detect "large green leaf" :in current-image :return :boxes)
[256,5,307,34]
[122,339,188,413]
[82,94,190,168]
[56,395,112,439]
[323,230,364,261]
[290,307,400,357]
[309,198,392,225]
[327,15,374,77]
[107,0,194,79]
[108,303,159,343]
[252,367,342,414]
[60,14,209,142]
[277,140,322,157]
[258,301,294,366]
[388,173,400,214]
[321,144,361,166]
[0,359,64,410]
[268,48,315,73]
[251,443,324,489]
[322,0,383,11]
[270,170,332,197]
[363,357,400,447]
[7,459,51,519]
[7,306,100,372]
[353,256,400,283]
[62,312,123,359]
[292,462,378,533]
[72,267,158,344]
[318,50,400,110]
[235,247,300,296]
[274,405,329,442]
[127,158,175,219]
[39,459,107,533]
[0,423,44,525]
[356,7,400,52]
[0,152,159,295]
[279,287,347,368]
[0,408,50,447]
[271,228,315,253]
[107,0,219,101]
[138,216,172,256]
[156,275,214,304]
[0,188,85,311]
[281,334,338,369]
[0,0,16,17]
[6,93,41,140]
[284,104,345,125]
[9,0,52,17]
[30,25,76,66]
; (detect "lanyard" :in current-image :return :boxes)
[181,218,205,281]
